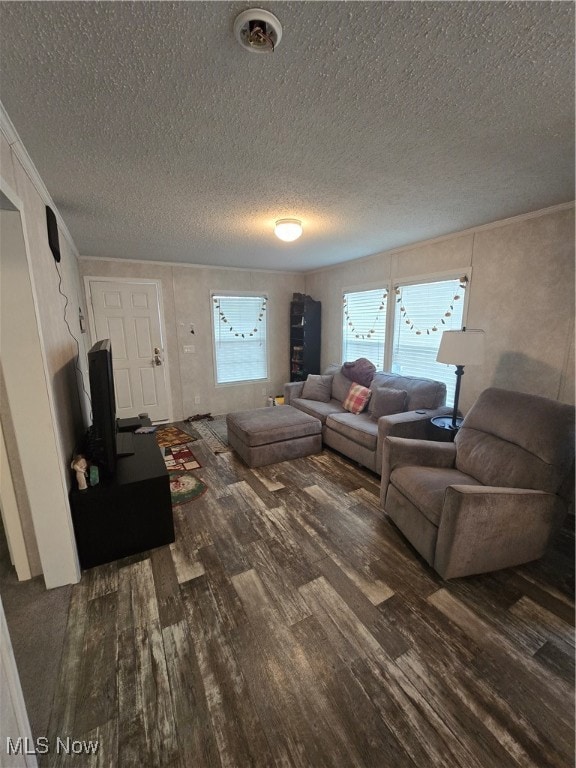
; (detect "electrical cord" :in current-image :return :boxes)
[54,257,92,414]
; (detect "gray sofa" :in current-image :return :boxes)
[284,365,450,474]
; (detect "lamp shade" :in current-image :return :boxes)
[436,329,485,365]
[275,219,302,242]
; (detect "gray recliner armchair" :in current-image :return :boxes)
[380,387,575,579]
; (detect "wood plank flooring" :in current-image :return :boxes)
[44,433,575,768]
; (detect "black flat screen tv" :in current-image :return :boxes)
[88,339,117,479]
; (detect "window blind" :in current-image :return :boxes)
[342,288,387,369]
[212,295,268,384]
[391,278,465,404]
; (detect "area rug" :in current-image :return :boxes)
[193,416,230,454]
[163,443,201,472]
[156,425,197,449]
[169,471,208,505]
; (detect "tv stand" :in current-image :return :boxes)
[70,432,174,569]
[116,430,135,456]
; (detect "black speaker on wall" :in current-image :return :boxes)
[46,205,61,262]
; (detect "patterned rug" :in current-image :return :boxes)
[162,443,201,472]
[156,425,197,448]
[169,471,207,505]
[192,416,230,454]
[155,424,207,503]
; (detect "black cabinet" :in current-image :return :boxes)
[290,294,321,382]
[70,433,174,569]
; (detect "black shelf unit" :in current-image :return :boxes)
[290,293,321,382]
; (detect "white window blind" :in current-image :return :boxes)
[391,278,465,405]
[342,287,388,369]
[212,294,268,384]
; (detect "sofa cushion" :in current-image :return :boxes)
[460,387,575,466]
[322,365,353,403]
[342,383,372,414]
[342,358,376,387]
[370,372,446,410]
[455,388,575,494]
[326,412,378,451]
[302,374,332,402]
[369,387,408,419]
[330,371,351,402]
[391,465,479,526]
[291,398,345,424]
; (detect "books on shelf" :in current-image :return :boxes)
[291,345,303,363]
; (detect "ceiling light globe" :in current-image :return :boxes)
[275,219,302,242]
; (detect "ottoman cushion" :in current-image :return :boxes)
[227,405,321,447]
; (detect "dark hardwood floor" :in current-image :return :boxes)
[44,433,575,767]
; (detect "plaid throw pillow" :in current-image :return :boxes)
[342,383,372,414]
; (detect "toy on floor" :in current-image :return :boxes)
[186,412,214,422]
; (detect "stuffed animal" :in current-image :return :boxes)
[71,455,89,491]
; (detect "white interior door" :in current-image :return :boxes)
[87,279,170,422]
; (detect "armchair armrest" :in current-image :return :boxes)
[284,381,304,405]
[378,406,452,440]
[375,407,452,474]
[380,436,457,507]
[435,486,566,579]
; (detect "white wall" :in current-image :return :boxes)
[79,258,306,419]
[305,206,575,413]
[1,123,83,587]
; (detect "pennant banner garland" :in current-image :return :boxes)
[214,297,267,339]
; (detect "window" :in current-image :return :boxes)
[391,277,466,404]
[342,287,388,369]
[212,294,268,384]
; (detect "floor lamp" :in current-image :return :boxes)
[436,328,485,428]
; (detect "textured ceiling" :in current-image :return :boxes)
[0,1,574,271]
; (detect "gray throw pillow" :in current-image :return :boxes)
[369,387,408,419]
[302,374,333,402]
[331,371,352,402]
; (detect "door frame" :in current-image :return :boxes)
[0,175,80,588]
[0,417,31,581]
[83,276,173,423]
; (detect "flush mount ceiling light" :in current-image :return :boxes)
[274,219,302,242]
[234,9,283,53]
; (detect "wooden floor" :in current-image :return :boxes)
[45,432,575,768]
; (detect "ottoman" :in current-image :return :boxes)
[226,405,322,468]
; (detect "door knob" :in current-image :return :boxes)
[153,347,163,366]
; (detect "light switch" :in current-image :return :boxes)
[183,345,195,353]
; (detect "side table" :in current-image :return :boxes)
[429,415,463,442]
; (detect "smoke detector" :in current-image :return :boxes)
[234,9,282,53]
